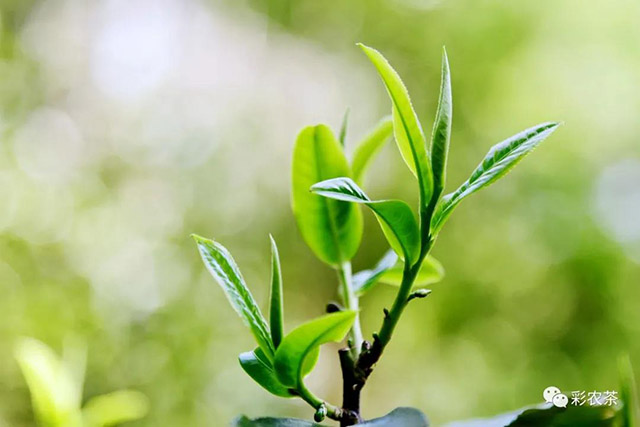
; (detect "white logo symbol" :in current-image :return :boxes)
[543,386,568,408]
[552,393,568,408]
[543,386,561,403]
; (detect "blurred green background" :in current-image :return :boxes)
[1,0,639,425]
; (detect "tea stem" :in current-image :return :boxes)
[337,261,363,358]
[296,381,342,421]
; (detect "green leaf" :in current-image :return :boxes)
[311,177,419,264]
[274,311,356,388]
[430,48,452,201]
[619,355,639,427]
[291,125,363,266]
[445,403,618,427]
[14,337,84,427]
[339,108,350,147]
[431,122,561,233]
[82,390,149,427]
[233,415,320,426]
[359,43,433,207]
[378,255,444,288]
[232,407,429,426]
[360,407,429,426]
[269,235,284,348]
[352,250,398,297]
[239,349,293,398]
[351,116,393,184]
[192,235,275,359]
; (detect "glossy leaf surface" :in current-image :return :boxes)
[351,116,393,184]
[274,311,356,388]
[193,235,274,359]
[269,235,284,348]
[378,255,444,288]
[359,43,433,206]
[430,48,452,201]
[352,250,398,296]
[431,122,560,233]
[239,349,293,398]
[311,177,419,263]
[291,125,363,265]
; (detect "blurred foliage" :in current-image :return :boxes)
[14,337,148,427]
[0,0,639,426]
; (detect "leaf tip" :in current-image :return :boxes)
[545,121,563,135]
[190,233,206,244]
[357,42,375,55]
[268,234,279,255]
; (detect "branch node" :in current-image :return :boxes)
[408,288,432,302]
[314,404,327,422]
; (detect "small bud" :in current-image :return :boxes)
[361,340,371,352]
[314,404,327,422]
[383,308,390,318]
[408,289,432,302]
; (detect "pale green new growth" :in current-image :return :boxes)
[193,234,275,359]
[192,44,561,426]
[311,177,420,264]
[291,125,363,266]
[274,311,356,388]
[15,337,148,427]
[269,235,285,348]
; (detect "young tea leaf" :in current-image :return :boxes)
[192,235,275,359]
[431,122,561,233]
[239,349,294,398]
[274,311,356,388]
[378,255,444,288]
[352,249,398,297]
[339,108,350,147]
[351,116,393,184]
[311,177,420,264]
[14,337,84,427]
[269,235,284,348]
[291,125,363,266]
[430,48,452,202]
[359,43,433,207]
[82,390,149,427]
